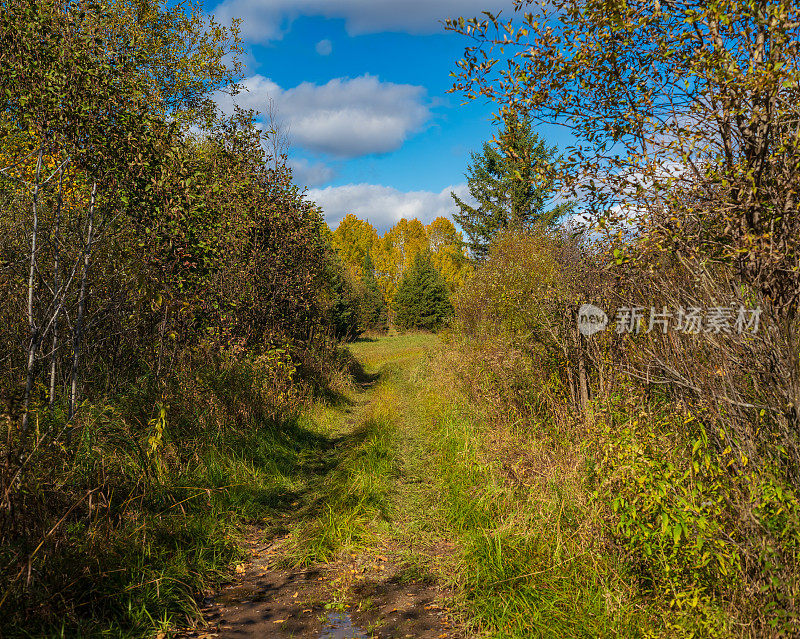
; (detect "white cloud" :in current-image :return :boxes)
[212,0,516,44]
[315,38,332,55]
[215,74,430,158]
[307,183,473,232]
[288,158,336,186]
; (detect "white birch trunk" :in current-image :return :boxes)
[21,147,44,433]
[68,181,96,424]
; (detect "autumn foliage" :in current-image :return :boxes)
[0,0,360,633]
[331,213,469,327]
[443,0,800,634]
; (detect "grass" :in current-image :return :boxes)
[6,414,350,638]
[2,336,430,638]
[0,348,359,638]
[286,332,659,636]
[5,331,672,637]
[281,405,399,564]
[405,395,652,637]
[279,333,435,565]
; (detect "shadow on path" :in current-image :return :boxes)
[179,337,460,639]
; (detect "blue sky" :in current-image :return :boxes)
[204,0,564,232]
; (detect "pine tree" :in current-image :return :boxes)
[394,252,453,331]
[360,254,388,332]
[451,110,573,260]
[325,252,362,341]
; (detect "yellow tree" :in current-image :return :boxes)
[426,217,470,293]
[331,213,378,278]
[373,218,428,305]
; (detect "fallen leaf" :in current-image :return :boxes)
[292,591,298,598]
[234,563,246,574]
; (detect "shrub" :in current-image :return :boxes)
[449,226,800,634]
[454,227,603,422]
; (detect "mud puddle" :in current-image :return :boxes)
[176,532,462,639]
[318,612,369,638]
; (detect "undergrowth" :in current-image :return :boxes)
[0,344,355,637]
[413,351,655,638]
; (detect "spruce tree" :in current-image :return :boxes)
[325,252,362,341]
[451,110,572,260]
[360,254,388,332]
[394,252,453,331]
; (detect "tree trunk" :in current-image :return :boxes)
[21,147,44,433]
[68,181,96,424]
[563,308,578,409]
[49,165,65,411]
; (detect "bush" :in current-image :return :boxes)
[454,227,601,423]
[448,226,800,635]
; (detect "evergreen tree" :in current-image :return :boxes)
[394,252,453,331]
[360,254,388,332]
[325,252,362,341]
[451,110,572,260]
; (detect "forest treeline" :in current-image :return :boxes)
[0,0,375,634]
[328,213,468,334]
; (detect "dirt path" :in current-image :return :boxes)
[178,335,463,639]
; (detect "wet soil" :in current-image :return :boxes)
[177,530,462,639]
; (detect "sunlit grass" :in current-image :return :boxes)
[282,382,402,565]
[297,332,656,637]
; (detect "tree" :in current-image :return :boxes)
[0,0,356,631]
[451,110,572,260]
[0,0,176,428]
[331,213,378,278]
[373,218,428,305]
[426,216,471,292]
[360,254,388,332]
[394,251,453,331]
[325,251,362,341]
[447,0,800,315]
[445,0,800,463]
[105,0,242,128]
